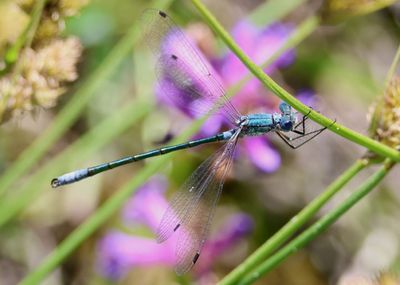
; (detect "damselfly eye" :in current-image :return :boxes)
[280,119,293,131]
[279,102,291,113]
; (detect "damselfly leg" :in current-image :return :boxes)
[291,109,312,135]
[276,109,335,149]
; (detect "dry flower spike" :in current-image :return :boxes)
[369,76,400,151]
[0,0,88,123]
[0,37,82,123]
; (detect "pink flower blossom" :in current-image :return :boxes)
[97,176,253,280]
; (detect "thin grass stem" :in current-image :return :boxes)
[218,159,368,285]
[237,159,395,285]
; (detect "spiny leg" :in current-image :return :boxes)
[276,129,324,149]
[276,131,297,149]
[276,128,326,149]
[291,109,312,135]
[277,119,336,149]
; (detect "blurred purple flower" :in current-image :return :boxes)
[216,21,295,110]
[98,232,175,280]
[97,176,253,280]
[242,136,281,173]
[155,19,298,173]
[296,89,317,108]
[122,176,169,232]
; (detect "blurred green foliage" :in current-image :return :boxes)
[1,0,400,284]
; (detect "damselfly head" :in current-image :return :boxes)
[279,115,294,131]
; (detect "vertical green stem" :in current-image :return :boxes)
[190,0,400,163]
[237,159,395,285]
[384,43,400,87]
[4,0,47,66]
[0,0,47,122]
[218,159,368,285]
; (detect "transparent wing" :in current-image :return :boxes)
[156,130,240,275]
[140,9,241,124]
[155,54,229,119]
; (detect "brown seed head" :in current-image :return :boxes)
[369,77,400,150]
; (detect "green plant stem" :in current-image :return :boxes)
[218,38,400,285]
[385,43,400,87]
[190,0,400,162]
[218,159,368,285]
[0,0,173,198]
[4,0,47,67]
[237,159,395,285]
[0,0,47,121]
[0,100,151,227]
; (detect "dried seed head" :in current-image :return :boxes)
[369,77,400,150]
[35,15,64,41]
[0,1,29,53]
[0,37,82,123]
[35,37,82,82]
[14,0,34,11]
[15,0,88,16]
[320,0,397,23]
[16,0,90,43]
[0,1,87,123]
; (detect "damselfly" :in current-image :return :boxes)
[52,9,333,275]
